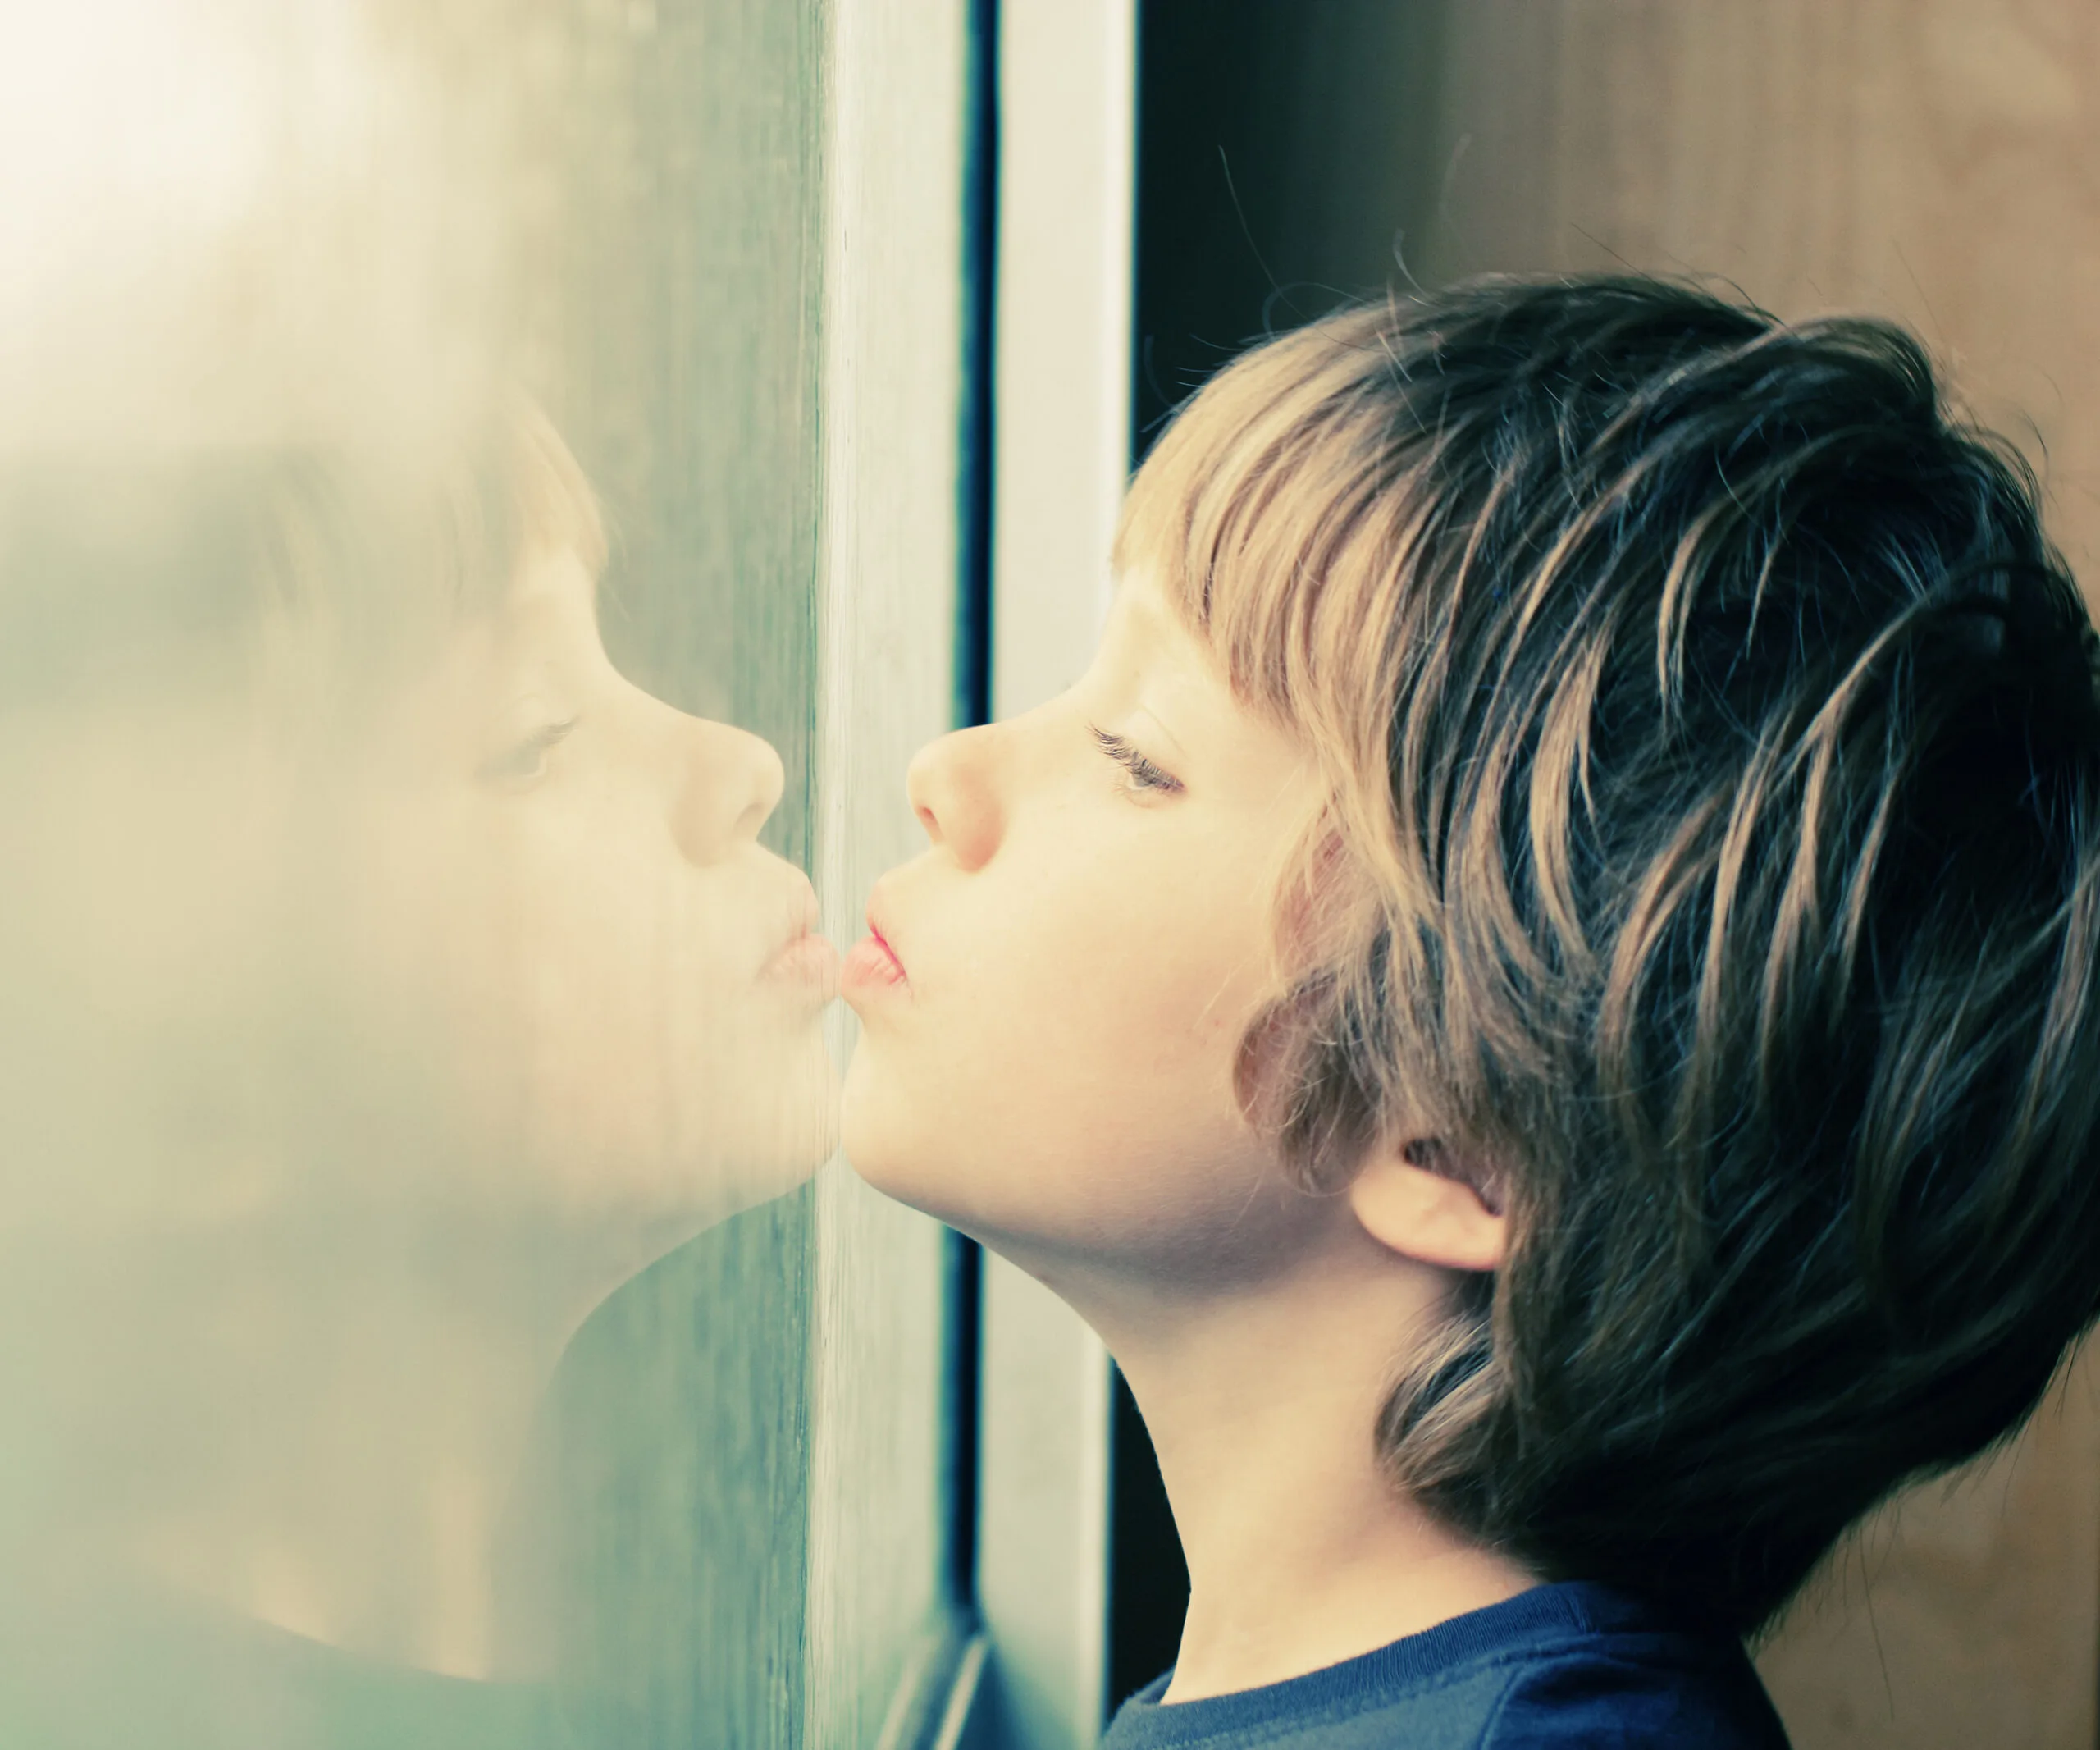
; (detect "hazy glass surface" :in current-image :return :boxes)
[0,0,956,1743]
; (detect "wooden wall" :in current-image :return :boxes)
[1134,2,2100,1743]
[1416,0,2100,583]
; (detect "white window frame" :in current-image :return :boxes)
[968,3,1139,1747]
[811,2,1137,1740]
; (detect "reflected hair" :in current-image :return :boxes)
[0,396,603,714]
[253,396,606,715]
[1117,276,2100,1634]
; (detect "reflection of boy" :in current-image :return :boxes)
[845,277,2100,1746]
[0,402,830,1749]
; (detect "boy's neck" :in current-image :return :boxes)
[1099,1241,1537,1704]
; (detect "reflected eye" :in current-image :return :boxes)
[477,718,578,788]
[1089,724,1184,797]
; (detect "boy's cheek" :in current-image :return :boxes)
[839,837,1280,1227]
[838,968,1256,1254]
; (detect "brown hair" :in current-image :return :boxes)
[1119,276,2100,1633]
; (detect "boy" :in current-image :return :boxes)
[839,276,2100,1746]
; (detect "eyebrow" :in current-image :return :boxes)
[1131,701,1191,765]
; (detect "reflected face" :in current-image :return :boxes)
[841,572,1327,1290]
[344,545,839,1226]
[2,534,835,1246]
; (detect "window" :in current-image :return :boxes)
[0,0,983,1743]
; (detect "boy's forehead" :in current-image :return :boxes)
[1107,564,1204,656]
[1108,567,1310,788]
[489,544,600,649]
[509,543,600,608]
[1102,569,1226,701]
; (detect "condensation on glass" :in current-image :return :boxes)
[0,1,965,1745]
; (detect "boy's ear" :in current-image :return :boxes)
[1348,1136,1506,1274]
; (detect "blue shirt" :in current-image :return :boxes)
[1099,1583,1792,1748]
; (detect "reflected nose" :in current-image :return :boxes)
[669,716,784,866]
[906,723,1002,871]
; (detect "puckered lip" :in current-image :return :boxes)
[760,877,839,996]
[766,877,822,956]
[842,885,910,994]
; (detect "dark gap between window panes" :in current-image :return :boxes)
[947,0,998,1619]
[1108,1367,1189,1707]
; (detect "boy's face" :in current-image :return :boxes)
[341,544,840,1223]
[5,542,838,1243]
[841,570,1340,1292]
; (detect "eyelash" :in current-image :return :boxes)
[478,717,579,786]
[1089,724,1184,795]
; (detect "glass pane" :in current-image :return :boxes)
[806,0,976,1732]
[0,0,966,1743]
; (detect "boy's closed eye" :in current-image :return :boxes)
[477,716,580,788]
[1089,724,1185,797]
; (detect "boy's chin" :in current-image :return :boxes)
[838,1108,929,1213]
[839,1073,966,1223]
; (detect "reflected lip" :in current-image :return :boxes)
[762,882,840,998]
[842,895,909,996]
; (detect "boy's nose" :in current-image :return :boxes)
[669,716,783,866]
[906,724,1003,871]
